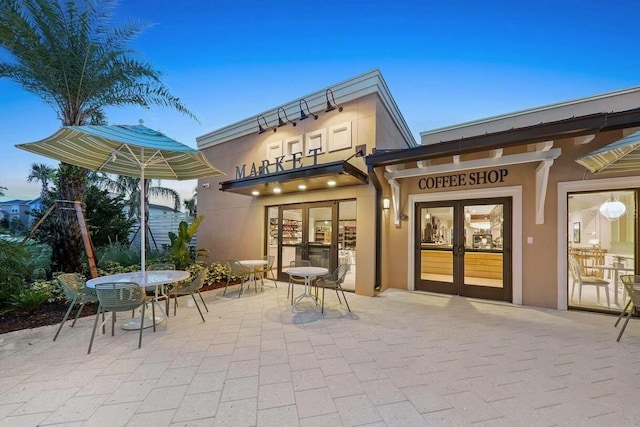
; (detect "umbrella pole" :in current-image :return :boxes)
[140,167,146,273]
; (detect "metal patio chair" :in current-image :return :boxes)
[258,255,277,287]
[88,281,153,354]
[53,273,99,341]
[316,264,351,314]
[617,275,640,341]
[224,260,252,298]
[287,259,312,304]
[165,271,207,322]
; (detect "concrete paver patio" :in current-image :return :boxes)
[2,283,640,426]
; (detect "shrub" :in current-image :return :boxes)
[31,278,66,303]
[9,287,49,313]
[96,243,140,268]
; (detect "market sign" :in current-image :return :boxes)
[235,148,322,179]
[418,168,508,190]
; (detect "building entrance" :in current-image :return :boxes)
[415,197,512,302]
[267,200,357,288]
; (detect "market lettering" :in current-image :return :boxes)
[235,148,322,179]
[418,169,508,190]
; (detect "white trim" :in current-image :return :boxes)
[557,176,640,310]
[385,149,561,180]
[408,186,522,305]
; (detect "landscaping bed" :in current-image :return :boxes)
[0,281,229,335]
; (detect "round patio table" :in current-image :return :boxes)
[286,266,328,310]
[86,270,190,330]
[239,259,268,292]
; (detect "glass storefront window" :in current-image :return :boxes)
[568,190,635,312]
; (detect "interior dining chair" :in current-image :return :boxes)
[224,260,252,298]
[53,273,99,341]
[259,255,277,287]
[568,257,610,306]
[165,271,207,322]
[616,275,640,341]
[88,281,153,354]
[316,264,351,314]
[287,259,312,304]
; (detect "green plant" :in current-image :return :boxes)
[31,278,66,303]
[169,216,204,270]
[96,243,141,268]
[9,288,49,313]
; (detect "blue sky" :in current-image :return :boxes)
[1,0,639,205]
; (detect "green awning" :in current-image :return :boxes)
[576,130,640,174]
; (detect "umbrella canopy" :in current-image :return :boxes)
[16,124,224,272]
[575,130,640,174]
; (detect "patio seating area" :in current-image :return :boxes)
[3,283,640,425]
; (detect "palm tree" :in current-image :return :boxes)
[0,0,195,272]
[183,197,197,217]
[96,174,180,249]
[27,163,55,202]
[0,185,6,197]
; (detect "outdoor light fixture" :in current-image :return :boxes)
[327,180,337,187]
[382,197,390,210]
[599,194,626,221]
[257,115,275,134]
[273,187,282,194]
[325,88,343,112]
[277,107,296,127]
[251,190,259,196]
[299,99,318,121]
[298,184,307,190]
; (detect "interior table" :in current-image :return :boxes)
[286,266,328,310]
[86,270,190,330]
[239,259,268,292]
[594,265,634,306]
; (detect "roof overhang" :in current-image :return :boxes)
[366,108,640,168]
[220,160,369,197]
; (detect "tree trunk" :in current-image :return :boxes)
[51,163,87,273]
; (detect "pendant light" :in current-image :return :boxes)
[599,194,626,221]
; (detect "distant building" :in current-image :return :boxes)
[0,198,41,230]
[127,203,195,250]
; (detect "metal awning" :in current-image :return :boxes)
[220,160,368,196]
[575,130,640,174]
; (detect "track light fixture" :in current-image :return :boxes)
[277,107,296,127]
[257,114,275,134]
[325,88,343,113]
[299,99,318,121]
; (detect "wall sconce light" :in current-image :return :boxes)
[325,88,343,112]
[257,115,275,134]
[599,193,626,221]
[299,99,318,121]
[277,107,296,127]
[382,197,390,210]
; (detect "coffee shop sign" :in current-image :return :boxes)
[418,168,508,190]
[235,149,321,179]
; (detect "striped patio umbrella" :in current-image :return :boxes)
[575,130,640,174]
[16,124,224,272]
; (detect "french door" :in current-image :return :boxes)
[415,198,512,302]
[274,201,337,280]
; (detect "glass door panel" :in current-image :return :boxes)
[416,206,456,294]
[463,203,504,289]
[308,205,333,269]
[280,207,303,273]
